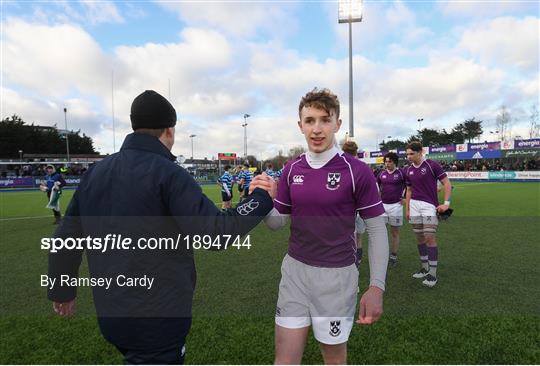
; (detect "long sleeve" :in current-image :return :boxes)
[47,189,84,302]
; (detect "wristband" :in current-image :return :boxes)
[444,200,451,206]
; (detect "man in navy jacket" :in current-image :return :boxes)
[47,90,276,364]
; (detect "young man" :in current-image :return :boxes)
[341,140,365,266]
[264,88,389,364]
[404,141,452,287]
[377,152,406,267]
[217,165,234,208]
[40,164,66,224]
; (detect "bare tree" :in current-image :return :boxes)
[495,105,512,140]
[529,103,539,138]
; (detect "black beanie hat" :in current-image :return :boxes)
[130,90,177,130]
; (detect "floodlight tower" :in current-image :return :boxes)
[338,0,363,139]
[243,114,250,157]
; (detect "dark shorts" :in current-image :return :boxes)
[243,187,249,196]
[221,191,232,202]
[115,343,186,365]
[237,185,243,193]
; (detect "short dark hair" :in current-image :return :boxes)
[224,165,231,171]
[406,141,423,152]
[342,141,358,156]
[384,152,399,165]
[134,128,166,138]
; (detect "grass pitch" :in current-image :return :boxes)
[1,182,539,364]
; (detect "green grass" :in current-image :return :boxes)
[1,182,539,364]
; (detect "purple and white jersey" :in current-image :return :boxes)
[404,159,447,207]
[274,152,384,267]
[377,168,406,204]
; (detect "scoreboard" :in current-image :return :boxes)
[218,153,237,160]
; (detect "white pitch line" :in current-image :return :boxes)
[452,182,500,188]
[0,215,51,222]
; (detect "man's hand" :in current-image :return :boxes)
[436,204,449,213]
[53,299,76,317]
[356,286,383,325]
[249,173,277,199]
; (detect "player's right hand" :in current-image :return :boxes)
[53,299,76,317]
[249,173,277,199]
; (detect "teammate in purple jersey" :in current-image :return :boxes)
[263,88,389,364]
[377,152,406,267]
[404,141,452,287]
[342,140,366,266]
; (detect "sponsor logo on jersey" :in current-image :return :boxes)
[292,175,304,184]
[329,320,341,337]
[237,199,259,216]
[326,172,341,190]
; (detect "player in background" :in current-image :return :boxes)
[264,163,276,179]
[217,165,234,209]
[40,164,66,224]
[264,88,389,364]
[405,141,452,287]
[341,140,365,266]
[238,162,253,199]
[377,152,406,267]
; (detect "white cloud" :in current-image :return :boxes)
[157,1,297,39]
[458,16,539,72]
[2,18,111,98]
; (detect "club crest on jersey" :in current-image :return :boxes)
[329,320,341,337]
[326,173,341,190]
[421,168,427,175]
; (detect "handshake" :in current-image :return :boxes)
[248,173,277,199]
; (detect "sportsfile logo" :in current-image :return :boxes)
[292,175,304,184]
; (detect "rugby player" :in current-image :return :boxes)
[238,163,253,199]
[217,165,234,209]
[263,88,389,364]
[377,152,406,267]
[404,141,452,287]
[341,140,365,266]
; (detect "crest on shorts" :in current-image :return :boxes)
[329,320,341,337]
[326,173,341,190]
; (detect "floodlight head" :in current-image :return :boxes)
[338,0,363,23]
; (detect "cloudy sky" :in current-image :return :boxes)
[1,0,538,159]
